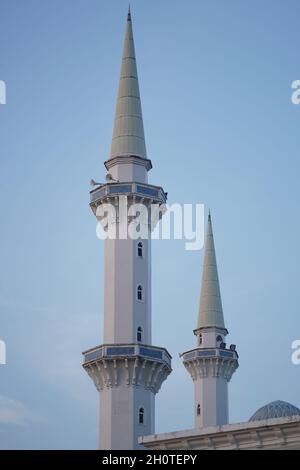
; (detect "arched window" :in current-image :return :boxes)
[137,327,142,342]
[137,242,143,258]
[216,335,223,343]
[137,285,143,301]
[139,407,145,425]
[197,404,201,416]
[199,333,202,345]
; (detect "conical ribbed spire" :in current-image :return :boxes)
[109,8,147,160]
[197,213,225,329]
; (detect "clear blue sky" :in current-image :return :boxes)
[1,0,300,449]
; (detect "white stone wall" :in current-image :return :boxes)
[194,374,228,428]
[104,235,151,345]
[109,161,148,183]
[140,416,300,450]
[100,386,154,450]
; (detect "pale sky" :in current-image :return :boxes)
[1,0,300,449]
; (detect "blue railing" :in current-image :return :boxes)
[83,343,172,368]
[182,348,238,362]
[90,182,166,205]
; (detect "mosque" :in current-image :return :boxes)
[82,9,300,450]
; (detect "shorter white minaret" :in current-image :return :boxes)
[181,212,238,428]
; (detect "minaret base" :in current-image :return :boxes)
[83,343,172,450]
[181,346,238,428]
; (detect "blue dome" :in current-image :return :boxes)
[249,400,300,422]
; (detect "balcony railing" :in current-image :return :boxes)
[90,182,167,205]
[181,347,238,362]
[83,343,172,368]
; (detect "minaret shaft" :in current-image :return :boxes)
[103,237,152,344]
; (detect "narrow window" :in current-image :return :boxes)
[137,242,143,258]
[197,404,201,416]
[199,333,202,345]
[137,285,143,301]
[139,407,145,425]
[137,327,142,342]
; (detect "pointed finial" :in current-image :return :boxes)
[208,209,211,221]
[109,3,147,160]
[197,210,225,330]
[127,5,131,21]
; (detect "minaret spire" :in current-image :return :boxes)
[110,7,147,160]
[197,212,225,330]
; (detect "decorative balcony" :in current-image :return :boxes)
[82,343,172,394]
[181,347,239,382]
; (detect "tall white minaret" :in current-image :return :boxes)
[181,213,238,428]
[82,8,172,450]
